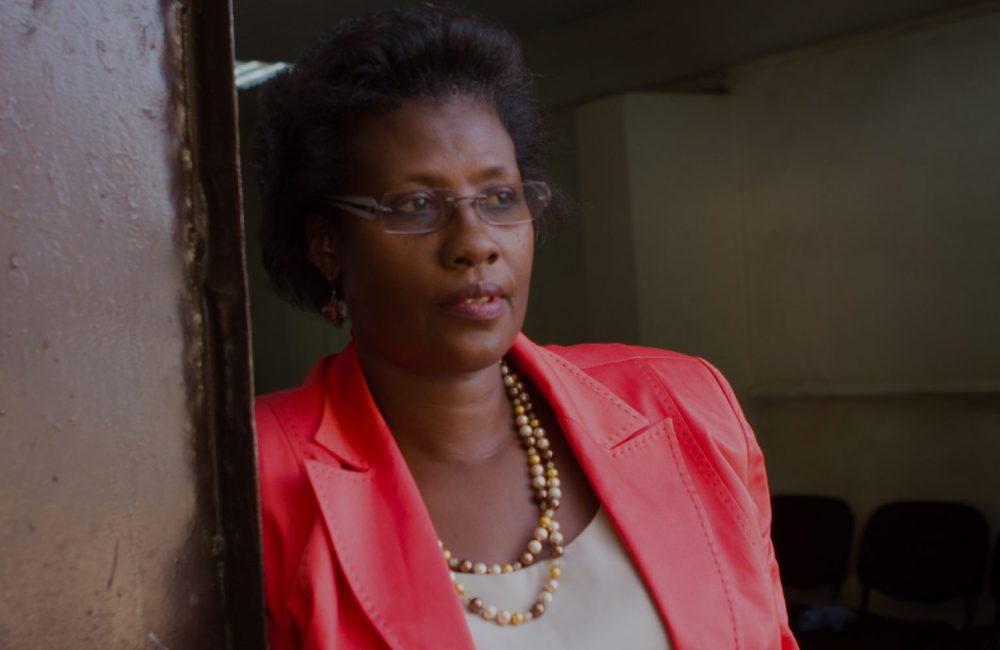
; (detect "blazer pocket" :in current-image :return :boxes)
[607,418,673,457]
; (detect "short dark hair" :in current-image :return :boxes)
[255,5,549,313]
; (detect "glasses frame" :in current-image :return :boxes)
[325,180,551,235]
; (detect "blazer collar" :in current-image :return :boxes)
[311,334,652,466]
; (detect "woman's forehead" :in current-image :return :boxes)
[352,95,519,190]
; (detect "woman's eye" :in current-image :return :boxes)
[391,194,437,215]
[482,187,519,208]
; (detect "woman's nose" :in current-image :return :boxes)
[438,199,500,268]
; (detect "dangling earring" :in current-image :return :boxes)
[321,283,348,326]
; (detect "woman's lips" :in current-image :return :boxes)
[439,283,506,320]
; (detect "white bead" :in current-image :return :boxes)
[536,438,550,450]
[532,475,547,489]
[549,487,562,500]
[533,427,545,437]
[473,562,487,575]
[484,605,497,620]
[530,464,545,476]
[533,527,549,541]
[548,477,561,488]
[519,425,534,437]
[515,414,529,426]
[545,579,559,592]
[550,531,564,544]
[503,374,515,386]
[497,610,512,625]
[550,521,560,532]
[528,539,543,554]
[489,564,502,575]
[539,591,553,604]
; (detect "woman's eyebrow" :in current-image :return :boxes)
[397,166,515,188]
[471,165,515,183]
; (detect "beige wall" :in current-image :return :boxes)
[575,10,1000,622]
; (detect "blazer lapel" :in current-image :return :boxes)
[510,336,739,649]
[304,343,475,650]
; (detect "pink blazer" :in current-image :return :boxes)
[255,333,798,649]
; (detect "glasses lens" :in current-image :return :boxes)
[381,190,444,233]
[522,182,551,220]
[478,182,550,225]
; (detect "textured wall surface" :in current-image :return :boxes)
[0,0,232,646]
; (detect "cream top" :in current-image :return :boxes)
[460,508,674,650]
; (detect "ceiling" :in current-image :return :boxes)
[233,0,997,108]
[234,0,631,62]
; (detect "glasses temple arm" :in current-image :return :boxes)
[326,196,383,220]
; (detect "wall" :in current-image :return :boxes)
[0,0,258,646]
[575,9,1000,622]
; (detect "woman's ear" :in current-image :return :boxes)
[307,222,341,283]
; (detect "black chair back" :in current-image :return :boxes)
[771,494,854,595]
[857,500,989,628]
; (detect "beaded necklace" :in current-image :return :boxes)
[439,360,565,626]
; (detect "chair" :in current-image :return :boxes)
[849,500,990,649]
[771,494,855,598]
[912,533,1000,650]
[770,494,855,646]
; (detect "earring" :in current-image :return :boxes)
[321,284,348,326]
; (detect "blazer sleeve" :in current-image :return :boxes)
[697,358,799,650]
[255,398,303,650]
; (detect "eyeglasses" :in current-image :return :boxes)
[326,180,551,235]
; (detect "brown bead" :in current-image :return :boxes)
[548,498,561,510]
[468,597,485,614]
[534,489,548,501]
[552,545,565,557]
[542,450,554,460]
[459,560,473,573]
[520,552,534,566]
[531,603,546,617]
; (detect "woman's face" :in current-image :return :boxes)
[310,95,535,374]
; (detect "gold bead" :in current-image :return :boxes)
[529,418,540,427]
[539,515,552,529]
[514,405,526,415]
[512,612,525,625]
[455,583,465,594]
[528,454,541,465]
[547,468,559,478]
[502,564,514,573]
[550,566,562,579]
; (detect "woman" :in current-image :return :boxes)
[254,6,797,649]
